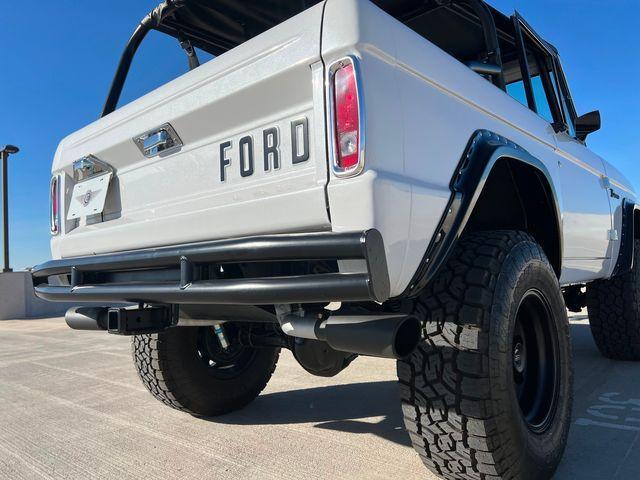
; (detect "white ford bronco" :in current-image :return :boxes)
[33,1,638,478]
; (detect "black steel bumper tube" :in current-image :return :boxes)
[37,274,372,305]
[33,231,378,277]
[32,230,390,305]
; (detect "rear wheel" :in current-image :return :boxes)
[398,231,573,480]
[586,239,640,360]
[132,325,279,417]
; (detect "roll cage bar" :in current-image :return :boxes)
[101,0,322,117]
[512,12,576,133]
[101,0,577,126]
[102,2,179,117]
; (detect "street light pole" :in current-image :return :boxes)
[0,145,19,273]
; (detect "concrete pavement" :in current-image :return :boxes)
[0,314,638,479]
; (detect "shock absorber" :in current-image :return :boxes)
[212,322,230,350]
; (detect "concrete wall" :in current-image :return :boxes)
[0,271,77,319]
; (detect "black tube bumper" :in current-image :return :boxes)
[32,230,390,305]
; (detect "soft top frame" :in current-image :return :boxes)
[101,0,566,119]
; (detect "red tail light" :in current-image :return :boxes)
[50,175,60,235]
[330,57,364,176]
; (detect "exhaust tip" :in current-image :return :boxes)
[393,315,421,358]
[65,306,109,331]
[310,314,423,360]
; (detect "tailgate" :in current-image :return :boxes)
[52,3,329,259]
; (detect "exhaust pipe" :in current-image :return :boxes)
[317,315,421,359]
[278,309,421,359]
[67,305,421,358]
[65,307,109,331]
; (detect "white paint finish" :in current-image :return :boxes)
[54,187,329,259]
[51,3,329,258]
[390,22,561,185]
[329,170,413,294]
[49,0,635,295]
[321,0,398,65]
[576,392,640,432]
[603,160,636,197]
[555,131,613,280]
[322,0,631,291]
[560,259,610,285]
[322,0,558,292]
[401,183,451,293]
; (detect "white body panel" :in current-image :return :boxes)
[51,3,329,259]
[321,0,635,294]
[554,132,614,283]
[51,0,636,298]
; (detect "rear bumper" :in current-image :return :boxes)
[32,230,390,305]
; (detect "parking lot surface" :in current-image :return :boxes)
[0,313,639,479]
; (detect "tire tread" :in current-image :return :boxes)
[586,239,640,361]
[398,231,570,480]
[132,332,279,416]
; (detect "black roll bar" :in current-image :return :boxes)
[419,0,506,90]
[458,0,505,90]
[513,12,571,134]
[101,1,184,117]
[101,22,151,117]
[512,17,537,113]
[101,0,508,117]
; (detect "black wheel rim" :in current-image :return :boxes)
[196,325,256,380]
[512,289,560,433]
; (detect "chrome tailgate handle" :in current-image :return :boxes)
[144,130,170,155]
[134,123,183,158]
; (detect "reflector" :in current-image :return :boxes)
[50,176,59,235]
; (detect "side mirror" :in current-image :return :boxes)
[575,110,601,142]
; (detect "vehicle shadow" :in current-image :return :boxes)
[217,379,411,447]
[556,320,640,479]
[216,320,640,478]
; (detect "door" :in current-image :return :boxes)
[512,15,613,284]
[555,134,613,282]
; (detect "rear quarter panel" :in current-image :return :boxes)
[323,0,563,296]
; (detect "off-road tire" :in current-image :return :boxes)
[398,231,573,480]
[586,239,640,360]
[132,327,280,417]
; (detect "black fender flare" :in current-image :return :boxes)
[398,130,563,299]
[611,199,637,277]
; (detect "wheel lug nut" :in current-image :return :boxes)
[513,342,526,374]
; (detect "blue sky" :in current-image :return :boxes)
[1,0,638,270]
